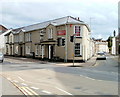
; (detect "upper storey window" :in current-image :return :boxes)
[74,26,81,37]
[48,28,53,39]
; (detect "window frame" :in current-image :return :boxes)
[75,43,82,57]
[36,45,39,56]
[48,28,53,39]
[74,25,82,37]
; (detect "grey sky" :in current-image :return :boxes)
[0,0,119,40]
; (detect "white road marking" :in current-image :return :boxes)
[13,80,19,83]
[30,87,39,90]
[42,90,52,94]
[18,76,25,81]
[55,87,73,95]
[21,83,28,86]
[79,75,102,81]
[7,78,11,81]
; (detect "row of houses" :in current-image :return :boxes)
[3,16,109,62]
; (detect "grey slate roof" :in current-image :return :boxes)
[22,16,90,32]
[12,16,90,33]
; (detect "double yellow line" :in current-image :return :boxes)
[13,82,41,97]
[1,74,41,97]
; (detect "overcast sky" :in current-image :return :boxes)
[0,0,119,40]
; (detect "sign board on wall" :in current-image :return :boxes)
[57,30,66,35]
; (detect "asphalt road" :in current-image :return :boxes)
[0,55,119,96]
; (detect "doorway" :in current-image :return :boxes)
[48,45,54,59]
[20,46,22,56]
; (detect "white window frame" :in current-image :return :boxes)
[36,45,39,55]
[40,45,44,54]
[19,34,23,42]
[14,35,19,42]
[57,37,65,46]
[15,45,18,54]
[25,33,31,42]
[75,43,82,56]
[25,46,30,54]
[74,25,81,37]
[48,28,53,39]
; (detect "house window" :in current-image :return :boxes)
[15,46,18,54]
[48,28,53,39]
[25,46,30,54]
[19,34,23,42]
[57,37,65,46]
[74,26,81,37]
[6,45,8,54]
[40,45,44,57]
[6,36,9,43]
[10,35,12,43]
[75,43,81,56]
[14,35,19,42]
[29,33,32,41]
[36,45,39,55]
[40,32,44,42]
[25,33,31,42]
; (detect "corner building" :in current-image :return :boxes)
[5,16,92,62]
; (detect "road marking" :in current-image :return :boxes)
[79,75,102,81]
[42,90,52,94]
[21,83,28,86]
[7,78,11,81]
[19,87,28,95]
[13,80,19,83]
[25,87,39,95]
[55,87,73,95]
[30,87,39,90]
[20,87,33,95]
[18,76,25,81]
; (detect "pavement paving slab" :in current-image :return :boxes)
[0,75,24,96]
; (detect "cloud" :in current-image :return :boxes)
[0,0,119,39]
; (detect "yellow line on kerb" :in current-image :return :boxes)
[20,87,41,97]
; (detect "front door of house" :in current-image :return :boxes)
[51,45,54,59]
[48,45,54,59]
[20,46,22,56]
[10,46,12,55]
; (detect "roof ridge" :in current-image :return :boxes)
[22,16,71,28]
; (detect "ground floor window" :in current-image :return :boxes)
[25,46,30,54]
[75,43,81,56]
[15,46,18,54]
[36,45,39,55]
[57,37,65,46]
[40,45,44,56]
[6,45,8,54]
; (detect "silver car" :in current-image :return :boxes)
[0,53,4,62]
[97,52,106,60]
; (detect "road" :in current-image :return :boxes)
[0,55,119,96]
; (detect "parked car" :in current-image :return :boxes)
[0,53,4,63]
[97,52,106,60]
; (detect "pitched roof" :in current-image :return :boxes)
[22,16,90,32]
[10,16,90,33]
[3,29,13,36]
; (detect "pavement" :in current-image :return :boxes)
[0,74,25,96]
[55,56,97,67]
[4,56,97,67]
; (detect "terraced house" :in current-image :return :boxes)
[5,16,93,62]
